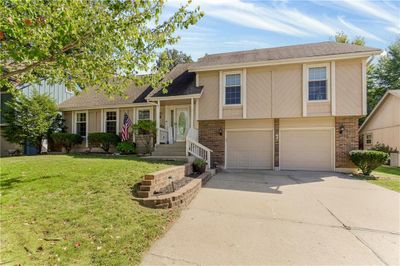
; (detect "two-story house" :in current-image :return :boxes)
[58,41,381,172]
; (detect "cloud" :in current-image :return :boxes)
[386,26,400,34]
[338,17,386,42]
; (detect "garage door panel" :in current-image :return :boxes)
[281,129,333,171]
[227,131,273,169]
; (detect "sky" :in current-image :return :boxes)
[164,0,400,60]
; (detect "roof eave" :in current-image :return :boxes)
[58,102,156,111]
[358,91,391,132]
[148,92,203,101]
[189,51,381,72]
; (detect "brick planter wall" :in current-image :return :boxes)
[335,116,360,169]
[198,120,225,168]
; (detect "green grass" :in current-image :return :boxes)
[369,165,400,192]
[0,154,180,265]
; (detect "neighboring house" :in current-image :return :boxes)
[0,80,74,156]
[59,41,381,172]
[359,90,400,151]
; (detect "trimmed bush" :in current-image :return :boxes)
[193,159,207,173]
[349,150,389,175]
[116,141,136,154]
[88,133,120,153]
[50,133,82,153]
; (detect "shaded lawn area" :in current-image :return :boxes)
[0,154,181,265]
[369,166,400,192]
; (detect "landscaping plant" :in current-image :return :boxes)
[50,133,82,153]
[116,141,136,154]
[133,120,156,154]
[349,150,389,176]
[88,133,120,153]
[193,159,207,173]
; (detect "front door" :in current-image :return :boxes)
[176,107,189,142]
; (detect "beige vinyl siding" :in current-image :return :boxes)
[247,67,272,118]
[272,64,302,118]
[223,106,242,119]
[362,95,400,150]
[307,102,331,116]
[63,111,73,133]
[280,129,334,171]
[225,119,274,129]
[198,71,219,120]
[89,109,101,133]
[280,117,334,128]
[226,130,273,169]
[336,59,363,116]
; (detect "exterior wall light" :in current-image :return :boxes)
[339,124,345,134]
[219,128,223,136]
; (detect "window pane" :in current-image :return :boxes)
[225,86,241,105]
[309,67,326,81]
[106,111,116,121]
[77,113,86,122]
[106,121,117,134]
[76,122,86,137]
[309,80,327,100]
[226,74,240,87]
[139,110,150,120]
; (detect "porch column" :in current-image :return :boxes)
[156,101,160,144]
[195,98,199,129]
[190,98,194,128]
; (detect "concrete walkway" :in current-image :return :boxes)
[141,171,400,265]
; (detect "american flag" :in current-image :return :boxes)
[121,112,132,141]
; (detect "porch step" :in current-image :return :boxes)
[142,156,189,162]
[152,143,186,157]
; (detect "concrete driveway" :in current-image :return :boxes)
[141,171,400,265]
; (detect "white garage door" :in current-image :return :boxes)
[280,129,333,171]
[226,130,273,169]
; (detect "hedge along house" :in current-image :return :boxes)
[59,41,381,172]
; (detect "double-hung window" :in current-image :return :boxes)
[138,109,151,121]
[308,67,328,101]
[76,112,87,138]
[105,111,117,134]
[225,74,241,105]
[366,134,372,145]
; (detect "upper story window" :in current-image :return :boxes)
[225,74,241,105]
[308,67,327,101]
[138,109,151,120]
[76,112,87,138]
[105,111,117,134]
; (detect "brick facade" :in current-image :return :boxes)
[335,116,360,169]
[198,120,225,168]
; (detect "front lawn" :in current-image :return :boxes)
[369,166,400,192]
[0,155,180,265]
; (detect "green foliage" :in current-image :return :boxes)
[367,39,400,112]
[0,0,203,96]
[350,150,389,175]
[116,141,136,154]
[333,31,365,46]
[370,142,398,154]
[50,132,82,153]
[88,132,120,153]
[133,120,156,154]
[157,48,193,71]
[2,90,58,152]
[193,158,207,173]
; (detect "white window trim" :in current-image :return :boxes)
[75,110,88,147]
[365,133,373,145]
[104,109,119,134]
[136,107,153,121]
[306,63,330,103]
[222,70,243,107]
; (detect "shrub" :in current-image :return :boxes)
[116,141,136,154]
[50,133,82,153]
[370,142,398,154]
[193,159,207,173]
[88,133,120,153]
[349,150,389,175]
[133,120,156,154]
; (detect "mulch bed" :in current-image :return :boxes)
[153,172,203,196]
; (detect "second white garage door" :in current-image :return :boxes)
[226,130,273,169]
[280,129,334,171]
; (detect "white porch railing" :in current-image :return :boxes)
[158,127,168,144]
[186,128,213,168]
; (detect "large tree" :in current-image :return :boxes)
[2,90,58,152]
[368,39,400,111]
[0,0,203,96]
[157,48,193,70]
